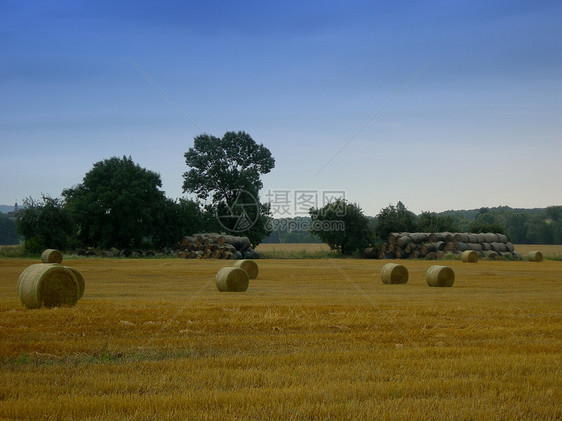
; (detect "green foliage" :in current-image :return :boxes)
[417,211,457,233]
[151,198,207,248]
[374,201,417,240]
[183,131,275,245]
[310,199,372,255]
[526,214,554,244]
[63,156,168,249]
[261,217,322,243]
[183,131,275,203]
[15,196,73,252]
[0,213,19,245]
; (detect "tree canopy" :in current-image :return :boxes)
[183,131,275,203]
[15,196,73,252]
[63,156,168,249]
[183,131,275,245]
[310,199,372,255]
[374,201,417,240]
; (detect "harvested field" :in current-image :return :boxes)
[514,244,562,258]
[0,257,561,419]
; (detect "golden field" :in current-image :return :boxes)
[1,256,561,420]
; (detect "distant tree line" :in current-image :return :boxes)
[259,202,562,251]
[9,131,276,252]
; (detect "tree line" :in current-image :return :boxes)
[1,130,560,253]
[3,131,275,252]
[260,201,562,255]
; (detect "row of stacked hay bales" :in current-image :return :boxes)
[177,233,259,260]
[371,232,522,260]
[73,234,259,260]
[18,249,85,309]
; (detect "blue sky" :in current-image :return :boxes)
[1,0,560,215]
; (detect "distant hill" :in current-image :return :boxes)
[438,206,546,221]
[0,205,16,214]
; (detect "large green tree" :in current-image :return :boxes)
[417,211,457,233]
[15,196,73,252]
[374,201,417,240]
[183,131,275,245]
[309,199,372,255]
[63,156,168,249]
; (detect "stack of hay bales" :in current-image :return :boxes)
[215,260,259,292]
[18,249,85,309]
[373,232,520,260]
[177,233,259,260]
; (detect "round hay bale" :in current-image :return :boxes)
[18,264,79,309]
[491,242,507,252]
[485,250,499,260]
[409,233,429,243]
[505,242,515,252]
[397,236,412,248]
[233,259,259,279]
[476,233,486,243]
[425,252,438,260]
[461,250,479,263]
[41,249,63,264]
[466,243,483,252]
[215,267,249,292]
[381,263,408,284]
[527,251,543,262]
[64,266,85,300]
[496,233,508,243]
[233,250,243,259]
[453,241,468,252]
[484,233,498,243]
[453,233,469,243]
[467,234,478,243]
[426,265,455,287]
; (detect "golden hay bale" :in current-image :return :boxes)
[461,250,479,263]
[233,259,259,279]
[215,267,249,292]
[18,264,79,309]
[381,263,409,284]
[64,266,85,300]
[426,265,455,287]
[41,249,63,264]
[527,251,543,262]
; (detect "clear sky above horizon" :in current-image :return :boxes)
[1,0,561,216]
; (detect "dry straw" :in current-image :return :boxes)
[18,263,79,308]
[215,267,249,292]
[381,263,409,284]
[65,266,85,299]
[426,265,455,287]
[41,249,63,264]
[461,250,479,263]
[233,259,259,279]
[527,251,543,262]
